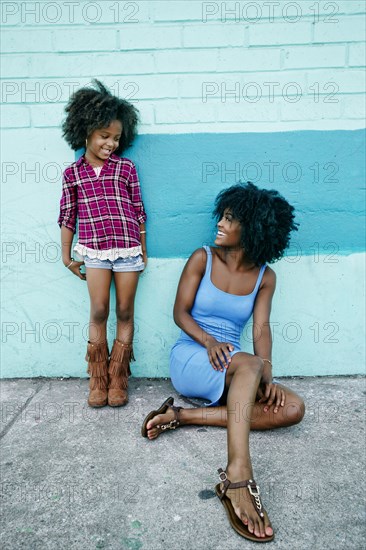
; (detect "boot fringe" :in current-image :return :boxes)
[109,340,134,377]
[108,374,128,390]
[109,340,134,362]
[89,375,108,390]
[85,341,109,407]
[108,339,134,389]
[108,360,132,377]
[87,361,108,377]
[85,341,109,362]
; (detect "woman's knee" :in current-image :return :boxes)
[283,395,305,426]
[231,353,264,376]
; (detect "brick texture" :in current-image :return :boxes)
[1,1,365,131]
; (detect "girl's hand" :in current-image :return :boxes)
[142,251,148,270]
[66,260,86,280]
[205,339,234,371]
[257,383,285,414]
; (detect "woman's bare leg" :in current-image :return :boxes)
[146,385,304,434]
[221,352,273,539]
[146,355,305,538]
[147,353,272,538]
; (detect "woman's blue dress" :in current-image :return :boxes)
[170,246,266,406]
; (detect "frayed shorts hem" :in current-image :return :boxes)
[83,254,144,272]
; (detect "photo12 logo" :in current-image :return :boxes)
[201,161,339,184]
[201,2,340,24]
[1,80,139,104]
[202,81,339,104]
[1,2,140,24]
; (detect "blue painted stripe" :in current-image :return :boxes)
[78,129,366,258]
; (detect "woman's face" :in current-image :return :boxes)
[215,209,242,247]
[86,119,122,164]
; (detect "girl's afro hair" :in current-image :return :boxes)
[62,79,139,154]
[213,182,298,265]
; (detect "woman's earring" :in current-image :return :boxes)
[85,138,87,148]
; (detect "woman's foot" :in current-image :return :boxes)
[222,465,273,540]
[146,406,182,440]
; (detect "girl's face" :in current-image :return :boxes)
[215,209,242,247]
[86,119,122,164]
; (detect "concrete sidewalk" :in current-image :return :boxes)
[0,376,365,550]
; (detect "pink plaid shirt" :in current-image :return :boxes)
[58,154,147,252]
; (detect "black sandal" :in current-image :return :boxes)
[215,468,274,542]
[141,397,182,438]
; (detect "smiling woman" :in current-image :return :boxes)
[216,209,242,250]
[141,182,304,543]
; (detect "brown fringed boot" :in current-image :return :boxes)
[85,341,109,408]
[108,339,134,407]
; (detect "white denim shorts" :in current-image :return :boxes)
[83,254,144,272]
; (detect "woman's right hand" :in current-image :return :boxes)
[65,260,86,280]
[205,338,234,371]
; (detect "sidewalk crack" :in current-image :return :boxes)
[0,382,45,440]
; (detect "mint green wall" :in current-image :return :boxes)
[1,253,365,378]
[1,1,365,378]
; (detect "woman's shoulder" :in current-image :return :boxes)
[190,246,232,269]
[186,247,209,274]
[261,265,276,288]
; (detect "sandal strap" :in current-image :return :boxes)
[217,468,265,518]
[158,405,182,431]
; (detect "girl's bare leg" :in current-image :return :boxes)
[85,267,113,407]
[113,272,140,344]
[86,268,112,343]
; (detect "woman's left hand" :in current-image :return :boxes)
[257,382,285,414]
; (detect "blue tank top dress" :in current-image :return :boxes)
[170,246,267,406]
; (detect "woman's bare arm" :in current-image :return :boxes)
[173,248,212,346]
[252,267,276,382]
[253,268,285,411]
[173,248,234,369]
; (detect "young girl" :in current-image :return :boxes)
[58,80,147,408]
[142,183,305,542]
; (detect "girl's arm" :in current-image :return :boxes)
[61,225,74,266]
[58,171,85,280]
[126,162,148,264]
[60,225,85,280]
[127,162,147,227]
[139,222,147,267]
[173,248,234,370]
[58,172,77,233]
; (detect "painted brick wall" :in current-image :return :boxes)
[1,0,365,134]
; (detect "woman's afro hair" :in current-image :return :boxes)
[62,79,139,154]
[213,182,298,265]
